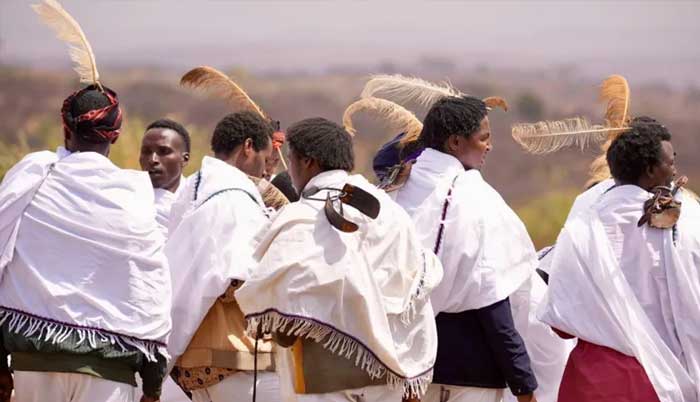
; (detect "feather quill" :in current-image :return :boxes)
[343,97,423,141]
[32,0,100,86]
[360,74,462,109]
[180,66,266,118]
[511,117,620,154]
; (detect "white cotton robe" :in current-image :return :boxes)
[236,169,443,399]
[538,184,700,402]
[0,147,171,359]
[165,156,269,364]
[394,148,570,402]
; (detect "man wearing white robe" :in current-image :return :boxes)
[236,117,443,402]
[0,86,171,402]
[138,119,194,402]
[392,96,539,402]
[166,111,280,402]
[139,119,190,237]
[538,117,700,402]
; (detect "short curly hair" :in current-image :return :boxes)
[211,111,273,156]
[421,95,488,151]
[146,118,191,153]
[606,116,672,184]
[287,117,354,171]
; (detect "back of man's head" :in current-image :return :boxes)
[211,111,272,157]
[421,95,488,151]
[286,117,355,172]
[62,85,123,155]
[607,116,672,185]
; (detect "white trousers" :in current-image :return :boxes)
[295,384,404,402]
[191,371,280,402]
[422,384,503,402]
[13,371,136,402]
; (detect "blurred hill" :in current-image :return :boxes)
[1,65,699,247]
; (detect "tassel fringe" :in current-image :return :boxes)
[400,251,429,325]
[246,310,433,398]
[0,307,166,362]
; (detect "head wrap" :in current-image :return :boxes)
[61,84,122,143]
[271,130,285,150]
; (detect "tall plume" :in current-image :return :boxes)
[587,75,633,186]
[180,66,266,118]
[601,74,630,129]
[511,117,621,154]
[32,0,100,86]
[343,97,423,141]
[360,74,463,110]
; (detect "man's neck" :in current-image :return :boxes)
[161,178,181,193]
[615,178,652,192]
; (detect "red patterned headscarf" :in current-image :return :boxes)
[61,84,122,143]
[272,130,286,150]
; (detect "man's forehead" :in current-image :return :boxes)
[142,128,182,145]
[661,140,675,158]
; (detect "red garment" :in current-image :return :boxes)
[557,339,660,402]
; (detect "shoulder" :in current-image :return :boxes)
[451,170,504,216]
[2,150,58,184]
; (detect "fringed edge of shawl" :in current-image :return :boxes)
[400,251,429,326]
[246,309,433,398]
[0,306,167,362]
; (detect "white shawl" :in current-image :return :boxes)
[0,148,170,360]
[165,156,268,362]
[153,176,185,236]
[538,185,700,402]
[236,170,443,397]
[394,148,535,313]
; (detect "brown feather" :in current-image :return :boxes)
[585,75,633,186]
[600,74,630,129]
[342,97,423,141]
[180,66,265,118]
[483,96,509,112]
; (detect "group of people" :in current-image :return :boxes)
[1,2,699,401]
[1,69,699,402]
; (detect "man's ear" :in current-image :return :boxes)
[243,138,254,156]
[182,152,190,164]
[303,156,315,169]
[445,134,460,153]
[645,164,657,182]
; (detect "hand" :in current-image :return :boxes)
[516,393,537,402]
[140,395,159,402]
[0,369,13,402]
[402,397,420,402]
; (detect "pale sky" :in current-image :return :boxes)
[2,1,699,84]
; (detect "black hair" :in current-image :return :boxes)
[211,111,273,156]
[286,117,354,171]
[420,95,488,151]
[70,89,111,118]
[146,118,191,153]
[607,116,672,184]
[271,171,300,202]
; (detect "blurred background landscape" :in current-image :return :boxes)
[1,0,699,248]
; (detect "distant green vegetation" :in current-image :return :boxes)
[1,116,579,250]
[0,112,213,181]
[515,189,579,249]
